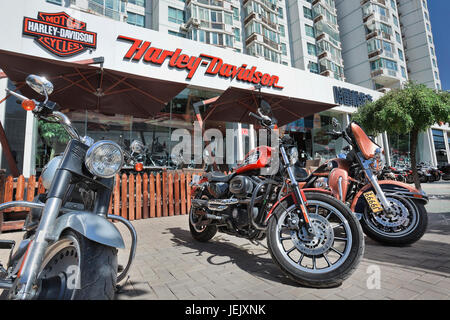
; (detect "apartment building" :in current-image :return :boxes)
[335,0,408,91]
[397,0,441,90]
[287,0,345,81]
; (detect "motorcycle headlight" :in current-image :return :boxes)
[85,141,124,178]
[289,147,299,165]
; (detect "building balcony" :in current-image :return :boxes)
[361,0,387,7]
[245,33,280,51]
[366,30,391,41]
[368,48,395,60]
[371,68,402,87]
[312,0,337,15]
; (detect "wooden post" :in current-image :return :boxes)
[128,174,135,221]
[113,174,120,215]
[155,172,161,217]
[162,170,168,217]
[150,173,156,218]
[143,173,149,219]
[121,173,128,219]
[174,172,180,215]
[180,173,186,215]
[136,174,142,220]
[168,172,174,216]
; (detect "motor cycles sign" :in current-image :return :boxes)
[23,12,97,57]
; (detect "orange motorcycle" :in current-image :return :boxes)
[297,119,428,246]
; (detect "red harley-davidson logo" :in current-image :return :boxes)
[118,35,283,89]
[23,12,97,57]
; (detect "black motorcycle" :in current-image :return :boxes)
[0,75,137,300]
[189,101,364,288]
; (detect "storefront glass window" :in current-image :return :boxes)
[432,129,447,166]
[388,133,411,167]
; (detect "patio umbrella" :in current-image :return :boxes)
[0,49,187,119]
[202,86,337,127]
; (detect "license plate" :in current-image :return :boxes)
[363,191,383,213]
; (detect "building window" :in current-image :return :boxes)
[432,58,437,67]
[437,83,441,90]
[430,47,435,56]
[234,28,240,42]
[168,7,185,24]
[393,15,399,27]
[401,66,406,78]
[281,43,287,56]
[435,71,439,80]
[46,0,62,5]
[199,30,206,43]
[390,0,396,9]
[428,35,433,44]
[398,49,404,61]
[279,25,285,37]
[233,7,239,21]
[168,30,186,38]
[424,12,429,21]
[309,62,319,74]
[278,7,283,19]
[307,42,317,56]
[303,7,313,20]
[282,61,288,66]
[128,0,146,7]
[127,12,145,27]
[305,24,315,37]
[426,23,431,32]
[224,12,233,25]
[395,31,401,43]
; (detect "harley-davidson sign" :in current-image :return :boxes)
[118,35,283,89]
[23,12,97,57]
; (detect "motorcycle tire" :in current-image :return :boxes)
[36,230,118,300]
[266,193,364,288]
[360,196,428,246]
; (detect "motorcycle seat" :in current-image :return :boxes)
[205,171,234,182]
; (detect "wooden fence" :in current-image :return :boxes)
[0,170,203,232]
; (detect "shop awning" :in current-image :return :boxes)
[202,86,337,127]
[0,50,187,118]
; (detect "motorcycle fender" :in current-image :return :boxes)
[264,189,333,223]
[51,211,125,249]
[350,180,429,213]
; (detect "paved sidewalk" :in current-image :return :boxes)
[1,182,449,300]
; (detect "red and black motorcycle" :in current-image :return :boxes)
[299,119,428,245]
[189,102,364,288]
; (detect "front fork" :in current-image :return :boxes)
[364,168,393,214]
[9,169,72,300]
[280,147,315,234]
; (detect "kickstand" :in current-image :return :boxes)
[115,275,130,293]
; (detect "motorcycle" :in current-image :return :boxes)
[300,118,428,246]
[0,75,137,299]
[189,101,364,288]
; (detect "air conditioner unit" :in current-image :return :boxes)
[192,18,200,26]
[180,24,188,31]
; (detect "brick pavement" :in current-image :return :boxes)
[1,182,449,300]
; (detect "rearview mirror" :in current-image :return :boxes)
[26,75,54,96]
[259,99,272,116]
[332,117,340,129]
[130,140,145,154]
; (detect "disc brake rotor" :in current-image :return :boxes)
[373,197,409,228]
[290,213,334,256]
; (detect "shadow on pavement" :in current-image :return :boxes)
[363,213,450,275]
[166,227,301,287]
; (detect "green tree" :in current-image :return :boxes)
[353,81,450,190]
[38,120,70,160]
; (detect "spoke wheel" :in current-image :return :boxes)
[276,202,352,274]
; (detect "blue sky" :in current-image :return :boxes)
[428,1,449,90]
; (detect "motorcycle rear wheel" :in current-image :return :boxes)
[36,230,118,300]
[266,193,364,288]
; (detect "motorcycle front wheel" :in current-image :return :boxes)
[266,193,364,288]
[360,195,428,246]
[36,230,118,300]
